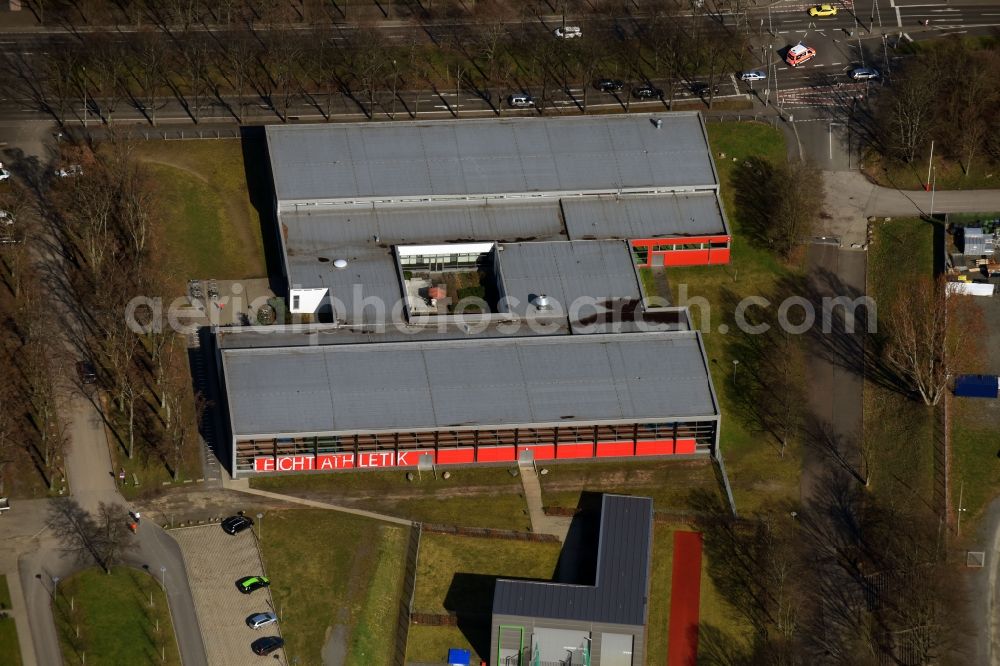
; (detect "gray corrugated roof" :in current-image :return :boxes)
[266,114,716,204]
[282,201,568,316]
[498,241,642,321]
[563,192,728,240]
[221,331,718,437]
[493,494,654,627]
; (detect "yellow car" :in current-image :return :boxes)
[809,4,838,16]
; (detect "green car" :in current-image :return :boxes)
[236,576,270,594]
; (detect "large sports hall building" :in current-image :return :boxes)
[215,113,727,477]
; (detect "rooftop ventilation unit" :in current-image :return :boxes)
[532,294,552,310]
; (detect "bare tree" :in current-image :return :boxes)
[0,382,15,496]
[47,499,135,573]
[95,501,137,570]
[132,33,167,126]
[886,276,985,406]
[733,157,823,258]
[48,498,103,567]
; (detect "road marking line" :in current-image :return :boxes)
[895,6,903,26]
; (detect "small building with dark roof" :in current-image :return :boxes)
[491,494,654,665]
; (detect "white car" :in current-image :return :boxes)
[0,210,11,226]
[0,163,9,181]
[850,67,880,80]
[554,26,582,39]
[740,70,767,82]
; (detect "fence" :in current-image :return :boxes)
[392,523,422,666]
[421,523,559,543]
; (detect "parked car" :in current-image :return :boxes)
[785,43,817,67]
[237,576,270,594]
[594,78,625,93]
[809,4,838,16]
[850,67,880,80]
[632,85,663,99]
[0,163,10,181]
[251,636,284,656]
[222,514,254,535]
[0,210,11,226]
[554,26,582,39]
[76,361,97,385]
[246,612,278,630]
[690,81,720,95]
[507,94,535,108]
[740,70,767,82]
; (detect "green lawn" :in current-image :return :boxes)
[251,467,531,531]
[53,567,179,666]
[666,122,802,512]
[257,508,408,666]
[406,625,479,663]
[0,575,22,666]
[949,398,1000,526]
[865,218,937,502]
[407,532,562,661]
[137,140,266,296]
[538,459,721,514]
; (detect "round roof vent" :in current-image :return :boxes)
[532,294,552,310]
[333,259,348,269]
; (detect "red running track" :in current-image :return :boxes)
[667,530,703,666]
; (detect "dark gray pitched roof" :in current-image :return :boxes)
[492,494,654,626]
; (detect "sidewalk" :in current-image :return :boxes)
[3,570,37,666]
[517,463,571,541]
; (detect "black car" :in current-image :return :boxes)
[251,636,284,656]
[632,85,663,99]
[690,81,720,95]
[222,514,254,535]
[595,78,625,93]
[76,361,97,385]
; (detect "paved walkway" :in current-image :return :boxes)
[818,170,1000,248]
[517,463,571,541]
[223,477,413,527]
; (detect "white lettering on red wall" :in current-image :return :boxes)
[252,442,699,472]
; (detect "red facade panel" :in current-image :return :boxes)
[636,439,675,456]
[516,445,556,461]
[675,438,698,455]
[436,447,475,465]
[476,445,516,463]
[556,443,594,459]
[596,441,635,458]
[662,250,711,266]
[631,236,732,268]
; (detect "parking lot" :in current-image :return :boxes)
[172,524,286,665]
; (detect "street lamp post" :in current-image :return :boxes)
[160,566,166,592]
[732,359,740,387]
[256,513,264,541]
[391,59,398,119]
[81,66,87,128]
[53,576,60,600]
